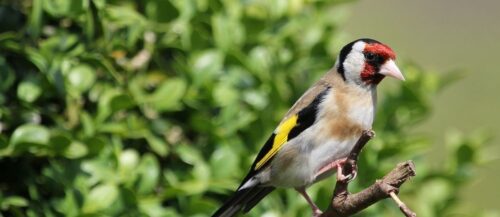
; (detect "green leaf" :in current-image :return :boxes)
[212,14,244,51]
[25,47,48,73]
[1,196,28,209]
[96,88,122,122]
[10,124,50,146]
[119,149,139,178]
[0,57,16,92]
[82,184,119,214]
[136,154,160,194]
[55,190,80,216]
[138,197,173,217]
[17,80,42,103]
[63,141,88,159]
[110,94,135,112]
[49,133,72,154]
[67,64,96,93]
[84,136,106,156]
[43,0,84,18]
[210,145,239,178]
[190,50,224,85]
[28,0,43,37]
[150,78,187,111]
[145,134,168,157]
[213,83,239,106]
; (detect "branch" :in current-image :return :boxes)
[320,130,417,217]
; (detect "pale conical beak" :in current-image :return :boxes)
[379,60,405,81]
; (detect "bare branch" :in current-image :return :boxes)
[320,130,417,217]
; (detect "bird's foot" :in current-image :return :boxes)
[314,158,358,183]
[336,159,357,183]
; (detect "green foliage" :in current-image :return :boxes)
[0,0,491,217]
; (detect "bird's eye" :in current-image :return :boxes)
[365,52,376,61]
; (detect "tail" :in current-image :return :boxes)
[212,186,275,217]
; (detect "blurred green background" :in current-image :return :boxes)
[0,0,497,217]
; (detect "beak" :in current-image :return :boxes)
[379,60,405,81]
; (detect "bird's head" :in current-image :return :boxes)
[335,38,405,86]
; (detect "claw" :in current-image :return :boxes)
[336,160,358,183]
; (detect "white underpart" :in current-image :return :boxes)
[342,41,367,85]
[348,87,377,125]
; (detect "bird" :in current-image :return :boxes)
[212,38,405,217]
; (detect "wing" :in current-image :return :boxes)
[240,84,332,187]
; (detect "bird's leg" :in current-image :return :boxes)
[295,187,322,217]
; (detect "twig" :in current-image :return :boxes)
[320,130,417,217]
[389,192,416,217]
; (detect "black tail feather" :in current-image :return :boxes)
[243,187,275,213]
[212,187,275,217]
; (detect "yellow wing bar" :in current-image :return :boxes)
[255,115,298,170]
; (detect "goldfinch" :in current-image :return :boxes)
[212,38,405,217]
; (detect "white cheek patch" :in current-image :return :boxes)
[343,41,366,83]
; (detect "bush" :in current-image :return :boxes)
[0,0,490,216]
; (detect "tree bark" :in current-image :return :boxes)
[320,130,417,217]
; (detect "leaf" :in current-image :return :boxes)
[43,0,83,18]
[49,133,72,154]
[119,149,139,178]
[82,184,119,214]
[67,64,96,93]
[190,50,224,85]
[136,154,160,194]
[55,190,80,216]
[138,197,174,217]
[28,0,43,37]
[145,134,168,157]
[213,83,239,106]
[149,78,187,111]
[63,141,88,159]
[96,88,122,122]
[243,90,268,109]
[110,94,135,112]
[10,124,50,146]
[0,56,16,92]
[210,145,239,178]
[1,196,28,208]
[212,13,245,51]
[17,80,42,103]
[84,136,106,156]
[25,47,48,73]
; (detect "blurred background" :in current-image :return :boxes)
[0,0,498,216]
[343,0,500,212]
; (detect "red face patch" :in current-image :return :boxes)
[360,63,385,84]
[363,43,396,60]
[360,42,395,84]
